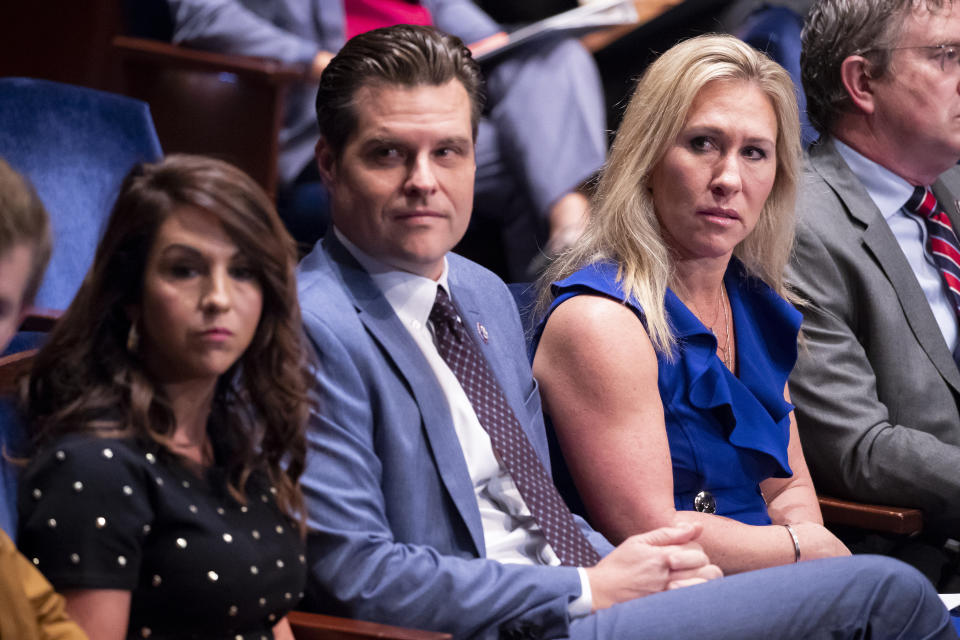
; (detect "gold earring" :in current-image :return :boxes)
[126,320,140,353]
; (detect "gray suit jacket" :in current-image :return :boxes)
[296,233,613,639]
[787,138,960,534]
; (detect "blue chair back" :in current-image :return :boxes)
[0,399,24,538]
[0,77,163,313]
[738,5,818,148]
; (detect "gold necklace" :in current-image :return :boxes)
[686,286,722,331]
[682,283,733,370]
[717,286,733,371]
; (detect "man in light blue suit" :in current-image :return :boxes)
[296,24,956,640]
[169,0,605,277]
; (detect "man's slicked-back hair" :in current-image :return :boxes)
[0,157,51,306]
[802,0,951,136]
[315,24,484,157]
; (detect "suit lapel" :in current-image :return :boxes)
[436,263,547,460]
[812,142,960,393]
[323,236,487,555]
[933,179,960,231]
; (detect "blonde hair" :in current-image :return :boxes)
[538,34,802,356]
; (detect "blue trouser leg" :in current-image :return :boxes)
[570,555,956,639]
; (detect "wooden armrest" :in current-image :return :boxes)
[112,35,307,197]
[112,36,310,84]
[287,611,451,640]
[818,495,923,536]
[19,307,62,332]
[0,348,38,395]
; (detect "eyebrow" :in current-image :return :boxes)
[158,243,243,261]
[435,136,472,147]
[360,135,473,148]
[685,125,775,146]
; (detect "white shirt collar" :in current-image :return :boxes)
[334,226,451,327]
[833,138,918,221]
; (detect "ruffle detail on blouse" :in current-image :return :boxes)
[549,260,800,479]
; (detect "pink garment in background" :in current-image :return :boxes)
[344,0,433,39]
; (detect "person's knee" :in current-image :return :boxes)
[849,555,949,633]
[850,554,932,591]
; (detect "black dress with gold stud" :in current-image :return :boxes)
[18,434,306,640]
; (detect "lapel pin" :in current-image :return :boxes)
[476,322,489,343]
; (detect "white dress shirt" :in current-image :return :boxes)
[333,228,592,616]
[835,139,959,352]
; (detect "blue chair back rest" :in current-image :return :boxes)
[737,5,819,147]
[0,400,24,539]
[0,77,163,312]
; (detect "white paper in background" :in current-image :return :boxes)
[940,593,960,612]
[475,0,639,62]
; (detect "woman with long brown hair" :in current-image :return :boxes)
[18,155,312,640]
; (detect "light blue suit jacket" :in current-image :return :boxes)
[296,233,612,639]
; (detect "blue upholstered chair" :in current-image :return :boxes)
[0,77,163,315]
[737,5,818,147]
[0,79,161,536]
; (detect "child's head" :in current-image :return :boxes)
[0,158,51,351]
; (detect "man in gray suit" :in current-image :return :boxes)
[787,0,960,586]
[296,23,955,639]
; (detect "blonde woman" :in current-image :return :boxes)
[533,34,849,574]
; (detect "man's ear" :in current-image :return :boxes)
[315,137,337,186]
[839,55,877,115]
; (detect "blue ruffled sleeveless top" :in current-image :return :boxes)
[535,260,802,526]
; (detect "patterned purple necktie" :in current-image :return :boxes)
[906,186,960,326]
[429,286,601,567]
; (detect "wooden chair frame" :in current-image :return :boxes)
[818,496,922,537]
[111,35,310,198]
[288,611,450,640]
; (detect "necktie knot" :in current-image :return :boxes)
[429,287,463,339]
[906,185,939,219]
[903,184,960,367]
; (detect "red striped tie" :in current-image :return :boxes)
[906,186,960,323]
